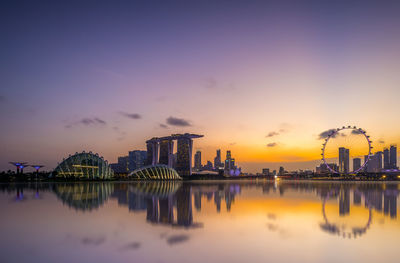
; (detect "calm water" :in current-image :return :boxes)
[1,180,399,263]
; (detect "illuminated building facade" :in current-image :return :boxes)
[129,165,182,180]
[54,151,114,179]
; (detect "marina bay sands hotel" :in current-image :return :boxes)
[146,133,204,176]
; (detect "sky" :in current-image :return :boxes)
[1,0,400,172]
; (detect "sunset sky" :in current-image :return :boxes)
[1,1,400,172]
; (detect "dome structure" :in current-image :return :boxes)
[130,165,182,180]
[54,151,114,179]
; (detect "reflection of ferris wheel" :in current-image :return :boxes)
[320,189,372,239]
[321,126,373,174]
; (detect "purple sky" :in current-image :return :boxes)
[1,1,400,172]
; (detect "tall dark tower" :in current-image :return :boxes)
[176,137,193,176]
[390,145,397,169]
[384,148,390,169]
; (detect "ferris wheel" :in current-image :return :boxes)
[321,126,373,174]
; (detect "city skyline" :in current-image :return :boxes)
[2,1,400,172]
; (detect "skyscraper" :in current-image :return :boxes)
[353,158,361,172]
[339,147,350,173]
[384,148,390,169]
[176,137,193,176]
[375,151,383,171]
[390,145,397,169]
[214,149,222,169]
[224,150,236,175]
[194,150,202,170]
[128,150,147,172]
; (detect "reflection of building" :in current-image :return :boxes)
[339,189,350,216]
[339,147,350,173]
[54,151,114,179]
[53,183,114,211]
[384,192,397,218]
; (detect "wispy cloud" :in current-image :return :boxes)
[378,140,385,144]
[166,234,190,245]
[166,116,191,127]
[65,117,107,128]
[266,131,279,138]
[203,77,217,89]
[159,123,168,129]
[267,142,277,147]
[119,111,142,119]
[120,242,141,251]
[351,129,363,135]
[81,236,106,246]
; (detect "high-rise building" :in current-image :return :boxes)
[353,158,361,172]
[279,166,285,175]
[110,156,130,173]
[384,148,390,169]
[365,154,378,173]
[375,151,383,171]
[128,150,147,172]
[390,145,397,169]
[214,149,222,169]
[194,151,202,170]
[339,147,350,173]
[224,150,237,175]
[203,161,213,171]
[262,168,270,176]
[176,138,193,176]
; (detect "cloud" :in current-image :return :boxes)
[267,213,277,220]
[166,116,191,127]
[204,77,217,89]
[81,118,106,126]
[167,234,190,245]
[159,123,168,129]
[120,242,141,251]
[351,129,363,135]
[266,131,279,138]
[81,236,106,246]
[119,112,141,119]
[267,143,277,147]
[318,129,337,139]
[65,117,107,128]
[94,118,106,125]
[378,140,385,144]
[266,223,278,231]
[230,142,236,146]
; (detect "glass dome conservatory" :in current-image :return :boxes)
[54,151,114,180]
[130,165,182,180]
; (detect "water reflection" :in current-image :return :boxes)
[0,181,399,238]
